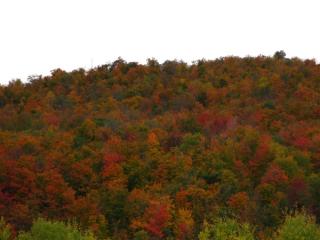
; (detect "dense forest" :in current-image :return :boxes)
[2,52,320,239]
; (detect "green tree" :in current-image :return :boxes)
[180,133,204,154]
[275,211,320,240]
[0,217,11,240]
[273,50,286,59]
[198,218,255,240]
[17,218,96,240]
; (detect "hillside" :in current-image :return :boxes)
[1,53,320,239]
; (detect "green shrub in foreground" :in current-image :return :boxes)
[198,218,255,240]
[275,211,320,240]
[0,217,11,240]
[17,218,96,240]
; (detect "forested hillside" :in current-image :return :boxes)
[2,52,320,239]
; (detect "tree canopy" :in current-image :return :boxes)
[1,54,320,239]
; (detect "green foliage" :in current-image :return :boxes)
[180,133,204,153]
[133,230,149,240]
[273,50,286,59]
[16,218,96,240]
[308,173,320,201]
[199,218,255,240]
[275,211,320,240]
[0,217,11,240]
[73,119,97,147]
[255,77,271,98]
[52,95,73,110]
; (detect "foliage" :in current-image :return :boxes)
[1,53,320,239]
[0,217,11,240]
[275,211,320,240]
[198,218,255,240]
[16,218,95,240]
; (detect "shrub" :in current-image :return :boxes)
[275,211,320,240]
[16,218,96,240]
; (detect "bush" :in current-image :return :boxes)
[275,211,320,240]
[17,218,96,240]
[198,218,255,240]
[0,217,11,240]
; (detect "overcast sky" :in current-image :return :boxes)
[0,0,319,84]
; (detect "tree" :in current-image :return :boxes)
[261,164,288,187]
[273,50,286,59]
[143,202,171,239]
[175,208,194,240]
[198,218,255,240]
[16,218,96,240]
[275,211,320,240]
[180,133,204,154]
[0,217,11,240]
[3,54,320,239]
[287,177,310,207]
[227,192,250,221]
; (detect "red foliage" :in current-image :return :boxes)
[250,110,266,124]
[279,122,314,151]
[36,169,76,219]
[104,152,123,166]
[197,111,211,126]
[175,189,191,209]
[43,112,60,126]
[228,192,249,209]
[197,111,236,136]
[144,202,171,238]
[249,135,271,177]
[292,136,312,150]
[228,192,250,220]
[261,164,288,186]
[287,177,309,205]
[103,152,124,177]
[177,223,189,240]
[234,160,249,178]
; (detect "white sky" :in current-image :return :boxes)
[0,0,319,84]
